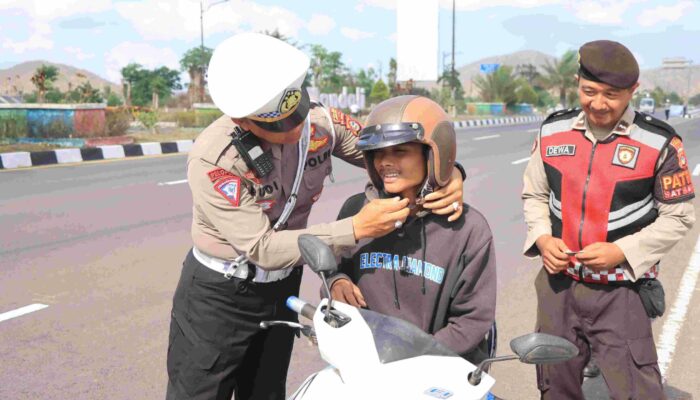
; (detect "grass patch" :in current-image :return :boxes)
[0,143,60,153]
[127,128,199,144]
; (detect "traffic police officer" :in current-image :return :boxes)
[165,33,466,400]
[522,40,695,399]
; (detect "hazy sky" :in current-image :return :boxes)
[0,0,698,84]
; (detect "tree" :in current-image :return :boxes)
[354,67,377,97]
[180,46,213,105]
[387,58,397,94]
[473,65,518,105]
[369,79,390,104]
[516,80,538,105]
[309,44,349,92]
[538,50,578,107]
[74,81,103,103]
[31,64,59,103]
[437,68,466,114]
[690,93,700,106]
[120,64,182,108]
[516,64,540,86]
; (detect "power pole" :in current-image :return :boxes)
[451,0,457,116]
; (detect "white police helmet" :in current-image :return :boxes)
[207,32,311,132]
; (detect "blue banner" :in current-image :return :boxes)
[480,63,500,74]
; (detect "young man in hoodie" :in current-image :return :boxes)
[329,96,497,362]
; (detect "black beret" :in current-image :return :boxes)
[578,40,639,88]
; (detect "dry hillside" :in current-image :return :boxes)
[0,60,121,97]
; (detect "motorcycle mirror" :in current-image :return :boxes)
[509,333,579,364]
[298,234,338,275]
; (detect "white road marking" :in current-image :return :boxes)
[0,303,49,323]
[511,157,531,165]
[158,179,188,186]
[692,164,700,176]
[657,235,700,379]
[473,134,501,141]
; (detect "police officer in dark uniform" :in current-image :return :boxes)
[522,40,695,399]
[165,33,468,400]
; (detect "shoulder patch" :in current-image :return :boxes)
[309,124,329,152]
[329,107,363,135]
[208,168,236,182]
[214,176,241,207]
[542,108,581,125]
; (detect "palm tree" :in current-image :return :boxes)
[180,46,213,104]
[539,50,579,108]
[473,65,518,105]
[30,64,59,103]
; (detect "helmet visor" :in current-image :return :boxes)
[356,122,424,151]
[251,88,311,133]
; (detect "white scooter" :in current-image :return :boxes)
[262,235,579,400]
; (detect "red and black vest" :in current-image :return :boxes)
[540,110,678,284]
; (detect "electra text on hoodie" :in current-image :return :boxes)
[358,252,446,284]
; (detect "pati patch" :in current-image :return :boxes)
[670,137,688,169]
[345,116,362,136]
[208,168,236,182]
[214,176,241,207]
[309,125,329,152]
[256,199,276,212]
[661,170,694,200]
[545,145,576,157]
[612,144,640,169]
[329,107,347,125]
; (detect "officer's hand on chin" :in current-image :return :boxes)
[352,197,410,240]
[535,235,570,274]
[422,167,464,222]
[576,242,626,271]
[330,278,367,308]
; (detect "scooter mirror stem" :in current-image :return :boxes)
[319,271,334,322]
[468,355,518,386]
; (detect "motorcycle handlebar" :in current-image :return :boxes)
[286,296,317,320]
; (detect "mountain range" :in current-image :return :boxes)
[1,51,698,100]
[0,60,121,97]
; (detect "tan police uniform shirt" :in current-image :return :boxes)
[188,105,366,270]
[522,107,695,280]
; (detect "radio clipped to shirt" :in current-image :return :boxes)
[231,127,274,178]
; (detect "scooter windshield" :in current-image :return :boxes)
[358,308,458,364]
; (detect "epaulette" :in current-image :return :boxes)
[542,108,581,125]
[633,112,677,139]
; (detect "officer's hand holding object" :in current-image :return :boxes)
[330,278,367,308]
[575,242,626,271]
[352,197,410,240]
[422,167,465,222]
[535,235,570,274]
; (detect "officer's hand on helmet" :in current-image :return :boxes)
[330,278,367,308]
[576,242,626,271]
[422,167,464,222]
[535,235,570,274]
[352,197,410,240]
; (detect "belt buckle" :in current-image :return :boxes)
[223,255,249,280]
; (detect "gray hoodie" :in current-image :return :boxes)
[333,185,497,359]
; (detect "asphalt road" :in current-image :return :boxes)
[1,115,699,399]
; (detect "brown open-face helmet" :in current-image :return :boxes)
[356,95,456,196]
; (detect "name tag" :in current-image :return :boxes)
[546,145,576,157]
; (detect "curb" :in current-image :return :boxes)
[0,140,193,170]
[452,115,544,129]
[0,116,546,170]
